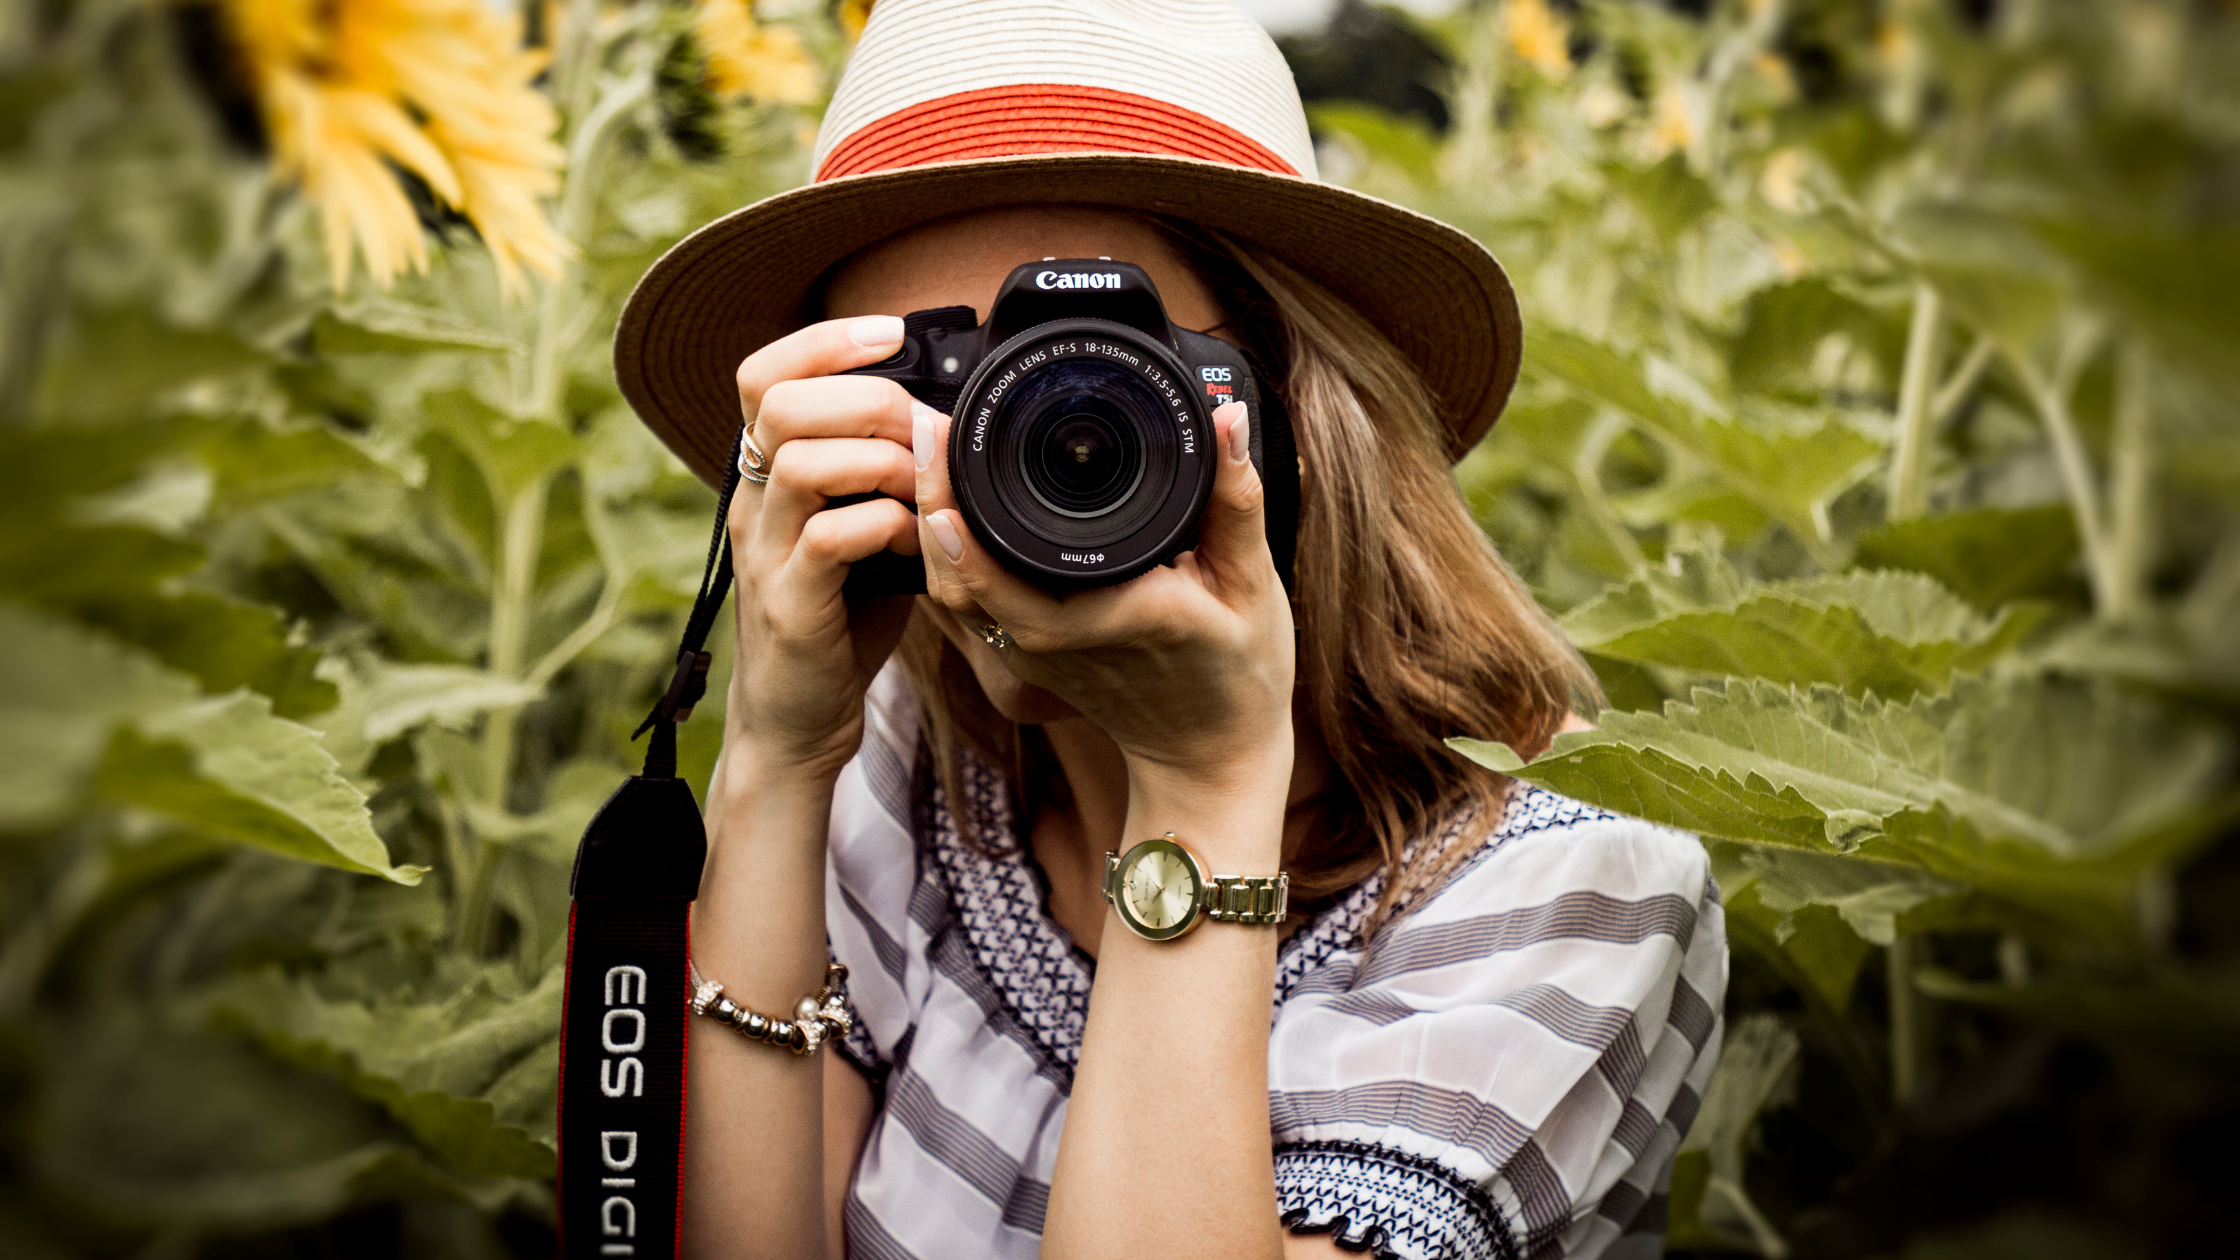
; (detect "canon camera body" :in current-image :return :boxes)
[837,258,1297,597]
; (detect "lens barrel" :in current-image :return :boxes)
[948,319,1215,589]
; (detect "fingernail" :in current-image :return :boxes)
[1224,403,1251,465]
[928,512,964,562]
[911,401,940,470]
[848,314,905,347]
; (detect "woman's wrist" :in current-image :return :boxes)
[1121,732,1292,869]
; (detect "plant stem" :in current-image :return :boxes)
[2009,344,2116,616]
[1930,335,1994,428]
[459,477,549,953]
[1575,411,1648,572]
[1887,282,1945,522]
[2106,340,2154,624]
[1888,933,1926,1106]
[526,70,652,423]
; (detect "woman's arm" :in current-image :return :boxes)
[915,402,1300,1259]
[1046,764,1293,1260]
[680,314,923,1258]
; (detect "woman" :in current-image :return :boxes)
[612,4,1725,1258]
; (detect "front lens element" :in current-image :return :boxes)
[988,356,1174,547]
[1024,405,1141,517]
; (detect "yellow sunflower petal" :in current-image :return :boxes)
[697,0,820,103]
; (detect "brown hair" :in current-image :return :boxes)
[900,222,1596,937]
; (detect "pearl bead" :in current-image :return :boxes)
[797,996,821,1022]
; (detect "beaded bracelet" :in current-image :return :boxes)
[689,961,852,1056]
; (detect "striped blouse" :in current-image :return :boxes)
[822,669,1726,1260]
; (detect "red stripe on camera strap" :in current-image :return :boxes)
[557,429,741,1259]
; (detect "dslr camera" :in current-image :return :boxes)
[836,258,1297,596]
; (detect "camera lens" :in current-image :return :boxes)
[1022,400,1144,517]
[987,356,1173,548]
[951,321,1215,589]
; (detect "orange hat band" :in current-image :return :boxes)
[814,84,1301,183]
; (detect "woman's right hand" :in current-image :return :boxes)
[724,313,925,783]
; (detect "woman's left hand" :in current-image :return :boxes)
[915,401,1296,804]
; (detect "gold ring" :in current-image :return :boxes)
[976,622,1013,651]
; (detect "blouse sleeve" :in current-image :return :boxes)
[821,665,930,1087]
[1269,799,1727,1260]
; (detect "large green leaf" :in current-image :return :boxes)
[1452,676,2228,941]
[97,691,425,884]
[1851,505,2081,612]
[1531,329,1883,544]
[2029,219,2240,393]
[210,964,563,1176]
[424,389,579,503]
[0,602,198,830]
[33,306,269,418]
[1562,550,2044,700]
[73,590,337,718]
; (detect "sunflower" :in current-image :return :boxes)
[1505,0,1571,81]
[696,0,819,103]
[219,0,569,297]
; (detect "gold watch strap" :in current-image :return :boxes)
[1202,872,1289,925]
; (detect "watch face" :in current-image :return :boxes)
[1114,837,1204,940]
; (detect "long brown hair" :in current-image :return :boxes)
[899,220,1596,937]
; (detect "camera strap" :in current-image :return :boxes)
[556,430,740,1259]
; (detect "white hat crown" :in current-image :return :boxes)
[813,0,1319,182]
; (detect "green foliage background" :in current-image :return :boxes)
[2,1,2236,1256]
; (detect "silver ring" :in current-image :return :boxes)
[975,622,1013,651]
[738,425,771,481]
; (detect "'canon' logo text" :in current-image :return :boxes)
[1035,270,1120,290]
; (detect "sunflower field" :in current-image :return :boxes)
[1,1,2234,1256]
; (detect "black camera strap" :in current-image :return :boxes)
[556,431,740,1259]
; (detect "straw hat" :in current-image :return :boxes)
[614,0,1521,486]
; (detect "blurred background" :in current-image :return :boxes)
[1,1,2236,1256]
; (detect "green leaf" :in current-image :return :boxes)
[33,1006,435,1233]
[1915,965,2240,1075]
[424,390,578,503]
[73,591,337,718]
[1306,102,1441,182]
[34,306,270,418]
[1604,154,1719,245]
[1532,329,1882,544]
[196,417,392,512]
[1852,505,2081,613]
[2029,220,2240,393]
[0,524,201,602]
[97,691,425,884]
[1562,552,2046,700]
[210,965,563,1176]
[355,664,544,743]
[1891,204,2068,352]
[311,296,518,356]
[1722,880,1876,1013]
[1729,277,1888,392]
[0,602,198,830]
[1451,676,2228,941]
[1721,842,1961,947]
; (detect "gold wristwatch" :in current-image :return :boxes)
[1103,833,1289,942]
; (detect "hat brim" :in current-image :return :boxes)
[613,152,1520,486]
